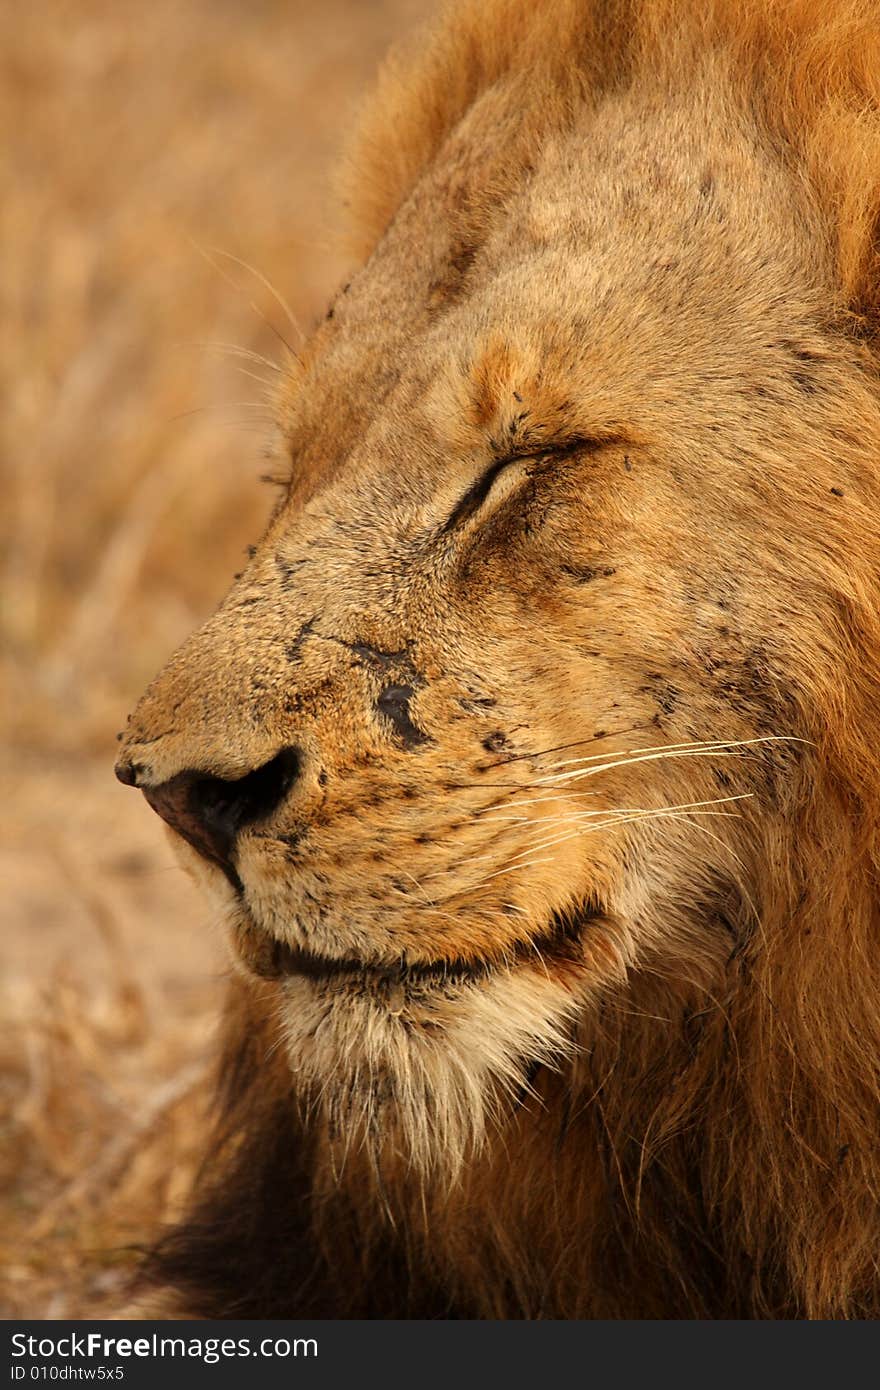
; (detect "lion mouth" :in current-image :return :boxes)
[243,905,599,987]
[262,940,493,985]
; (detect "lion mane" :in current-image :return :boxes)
[119,0,880,1318]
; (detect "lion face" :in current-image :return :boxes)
[117,81,871,1169]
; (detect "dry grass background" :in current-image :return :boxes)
[1,0,431,1318]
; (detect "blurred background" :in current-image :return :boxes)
[1,0,430,1317]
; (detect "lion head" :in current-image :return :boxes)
[117,0,880,1318]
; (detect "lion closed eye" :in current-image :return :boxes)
[116,0,880,1320]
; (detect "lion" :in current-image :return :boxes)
[115,0,880,1318]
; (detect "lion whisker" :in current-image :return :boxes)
[496,805,747,871]
[532,734,805,785]
[477,790,603,818]
[193,240,305,351]
[458,795,752,876]
[483,722,650,767]
[533,748,768,788]
[455,801,752,900]
[194,339,283,373]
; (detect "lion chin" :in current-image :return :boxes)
[218,878,612,1177]
[116,0,880,1320]
[272,919,598,1179]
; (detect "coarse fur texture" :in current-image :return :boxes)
[117,0,880,1318]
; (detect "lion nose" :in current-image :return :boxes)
[116,747,301,888]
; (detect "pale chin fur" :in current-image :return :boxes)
[277,965,588,1180]
[210,857,654,1179]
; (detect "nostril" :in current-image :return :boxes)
[141,746,302,888]
[192,747,302,844]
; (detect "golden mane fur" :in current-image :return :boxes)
[118,0,880,1317]
[347,0,880,318]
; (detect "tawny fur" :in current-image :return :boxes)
[119,0,880,1318]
